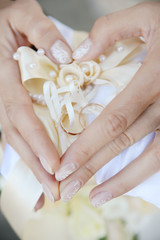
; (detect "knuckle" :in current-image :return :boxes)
[93,14,114,31]
[82,162,96,179]
[79,146,91,160]
[103,113,127,140]
[94,16,108,28]
[5,102,15,121]
[5,101,31,122]
[108,131,134,155]
[24,126,43,142]
[5,128,15,144]
[103,14,112,25]
[153,101,160,124]
[77,138,94,160]
[116,131,134,149]
[29,18,53,44]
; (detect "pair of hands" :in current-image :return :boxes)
[0,0,160,208]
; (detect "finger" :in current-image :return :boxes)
[2,126,60,203]
[9,0,72,64]
[13,131,60,203]
[0,60,60,174]
[55,51,160,181]
[72,3,152,61]
[89,130,160,207]
[0,98,60,202]
[59,99,160,201]
[34,194,45,211]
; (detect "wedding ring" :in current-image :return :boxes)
[79,103,104,129]
[60,111,84,135]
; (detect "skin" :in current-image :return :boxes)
[58,2,160,206]
[0,0,73,206]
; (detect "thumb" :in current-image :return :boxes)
[72,3,147,61]
[10,0,72,64]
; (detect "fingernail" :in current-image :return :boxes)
[55,162,77,181]
[42,184,55,203]
[90,192,113,207]
[51,40,72,64]
[39,156,54,175]
[61,180,82,202]
[73,38,92,60]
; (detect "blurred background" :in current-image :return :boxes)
[0,0,160,239]
[37,0,159,31]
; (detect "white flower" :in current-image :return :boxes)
[23,200,70,240]
[100,197,129,221]
[58,62,84,87]
[68,197,107,240]
[106,220,132,240]
[58,60,101,88]
[79,61,101,84]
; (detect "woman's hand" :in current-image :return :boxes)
[0,0,72,204]
[56,2,160,206]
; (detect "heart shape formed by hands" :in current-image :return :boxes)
[15,37,143,156]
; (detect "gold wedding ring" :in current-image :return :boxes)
[60,110,84,135]
[79,103,104,130]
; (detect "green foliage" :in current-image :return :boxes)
[132,234,138,240]
[99,237,107,240]
[99,234,138,240]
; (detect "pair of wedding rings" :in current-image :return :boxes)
[60,108,160,136]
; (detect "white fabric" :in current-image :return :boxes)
[1,17,160,208]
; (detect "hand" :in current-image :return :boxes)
[0,0,72,206]
[55,2,160,206]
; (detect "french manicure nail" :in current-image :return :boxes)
[61,180,82,202]
[51,40,72,64]
[42,184,55,203]
[55,162,77,181]
[90,192,113,207]
[72,38,92,60]
[39,156,54,175]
